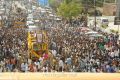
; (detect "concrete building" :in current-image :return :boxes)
[103,3,116,16]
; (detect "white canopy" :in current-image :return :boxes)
[85,31,98,35]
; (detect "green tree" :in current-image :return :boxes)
[57,0,82,20]
[105,0,115,3]
[65,0,72,4]
[49,0,62,11]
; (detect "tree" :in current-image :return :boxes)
[49,0,62,11]
[105,0,115,3]
[65,0,72,4]
[57,0,82,20]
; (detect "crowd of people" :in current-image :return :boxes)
[48,22,120,72]
[0,27,28,72]
[0,20,120,72]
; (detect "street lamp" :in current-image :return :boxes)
[94,0,97,31]
[85,0,88,27]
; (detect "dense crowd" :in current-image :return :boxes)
[0,28,28,72]
[48,23,120,72]
[0,20,120,72]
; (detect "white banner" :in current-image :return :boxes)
[37,33,42,43]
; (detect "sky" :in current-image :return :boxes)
[38,0,49,7]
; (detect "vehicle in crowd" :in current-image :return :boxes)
[27,29,49,61]
[98,17,109,26]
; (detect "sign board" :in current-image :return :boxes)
[114,17,120,25]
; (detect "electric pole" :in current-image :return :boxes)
[85,0,88,27]
[94,0,97,31]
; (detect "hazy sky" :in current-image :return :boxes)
[38,0,49,6]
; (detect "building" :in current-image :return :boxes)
[103,3,117,16]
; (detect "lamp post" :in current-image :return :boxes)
[94,0,96,31]
[85,0,88,27]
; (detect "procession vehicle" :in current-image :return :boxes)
[27,29,50,61]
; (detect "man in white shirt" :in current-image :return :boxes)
[21,62,26,72]
[110,51,115,58]
[59,59,64,72]
[42,65,48,72]
[114,49,119,58]
[0,66,3,72]
[34,61,40,71]
[21,62,28,72]
[52,50,57,57]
